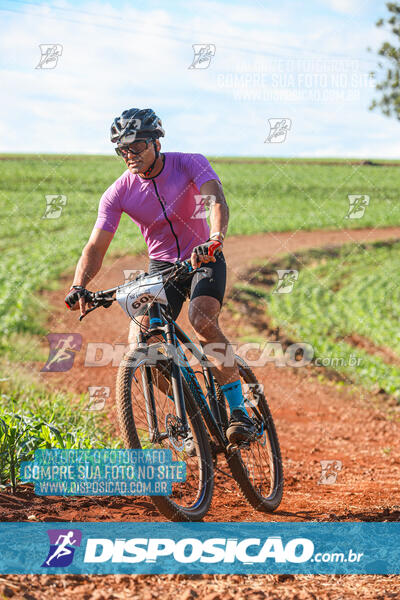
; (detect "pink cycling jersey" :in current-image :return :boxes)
[95,152,221,262]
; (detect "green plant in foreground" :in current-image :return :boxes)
[0,376,120,491]
[0,407,117,492]
[0,411,69,492]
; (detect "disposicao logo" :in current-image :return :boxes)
[42,529,82,567]
[83,536,314,564]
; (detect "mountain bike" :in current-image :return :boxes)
[80,259,283,521]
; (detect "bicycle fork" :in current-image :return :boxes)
[164,322,189,434]
[136,318,190,445]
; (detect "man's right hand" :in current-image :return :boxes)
[66,228,114,316]
[65,286,93,316]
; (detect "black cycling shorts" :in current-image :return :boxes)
[136,251,226,321]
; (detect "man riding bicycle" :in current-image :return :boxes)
[65,108,255,443]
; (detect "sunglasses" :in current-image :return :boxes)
[115,139,152,158]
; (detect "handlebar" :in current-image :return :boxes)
[77,259,203,321]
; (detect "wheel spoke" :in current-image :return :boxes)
[237,400,274,498]
[129,361,206,510]
[225,361,283,510]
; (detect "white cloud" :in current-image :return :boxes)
[0,0,396,157]
[321,0,369,16]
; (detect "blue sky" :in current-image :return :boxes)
[0,0,398,157]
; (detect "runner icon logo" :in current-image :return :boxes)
[42,529,82,568]
[273,270,299,294]
[42,195,67,219]
[346,195,370,219]
[41,333,82,372]
[36,44,63,69]
[191,195,216,219]
[86,386,110,411]
[318,460,342,485]
[188,44,216,69]
[123,269,145,284]
[265,118,292,143]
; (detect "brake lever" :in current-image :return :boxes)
[78,294,115,320]
[175,265,208,283]
[78,305,98,321]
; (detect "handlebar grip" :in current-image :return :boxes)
[208,240,222,256]
[65,286,92,310]
[183,259,193,272]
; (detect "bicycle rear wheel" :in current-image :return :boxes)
[217,354,284,512]
[116,345,214,521]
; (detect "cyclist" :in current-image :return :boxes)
[65,108,255,443]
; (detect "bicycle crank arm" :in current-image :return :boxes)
[226,440,251,455]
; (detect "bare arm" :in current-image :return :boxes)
[69,227,114,315]
[199,179,229,241]
[190,179,229,268]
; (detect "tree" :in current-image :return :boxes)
[369,2,400,120]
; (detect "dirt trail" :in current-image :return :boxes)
[3,226,400,598]
[37,224,400,397]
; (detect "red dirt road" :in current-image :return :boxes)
[3,226,400,598]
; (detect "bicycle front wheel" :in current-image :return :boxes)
[217,354,284,512]
[116,345,214,521]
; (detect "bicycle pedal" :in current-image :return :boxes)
[226,440,251,454]
[226,442,240,454]
[184,434,196,457]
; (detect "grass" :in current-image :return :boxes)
[1,154,400,468]
[234,240,400,400]
[0,375,120,489]
[0,155,144,349]
[218,161,400,235]
[1,153,400,352]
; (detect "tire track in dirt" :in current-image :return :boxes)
[31,225,400,524]
[3,226,400,599]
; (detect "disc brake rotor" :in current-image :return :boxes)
[165,413,185,451]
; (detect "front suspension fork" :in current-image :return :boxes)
[165,323,189,433]
[137,323,189,440]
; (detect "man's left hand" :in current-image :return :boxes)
[191,239,222,269]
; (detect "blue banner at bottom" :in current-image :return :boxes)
[0,522,399,574]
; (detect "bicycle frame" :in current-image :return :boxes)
[80,260,229,452]
[80,262,284,517]
[136,302,228,453]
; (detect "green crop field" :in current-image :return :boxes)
[234,240,400,400]
[1,154,400,485]
[0,155,400,486]
[1,153,400,355]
